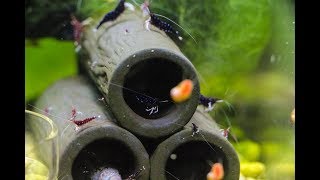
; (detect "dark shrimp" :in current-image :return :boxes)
[191,123,200,137]
[135,94,169,115]
[135,94,168,108]
[96,0,126,29]
[141,0,196,43]
[148,13,183,40]
[199,94,223,112]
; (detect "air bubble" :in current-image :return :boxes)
[170,154,177,160]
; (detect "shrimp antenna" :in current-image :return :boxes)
[76,0,83,12]
[27,104,66,122]
[165,170,180,180]
[217,99,236,115]
[195,70,208,87]
[230,131,239,144]
[152,13,198,44]
[107,81,158,101]
[130,0,143,6]
[25,110,58,140]
[221,108,232,128]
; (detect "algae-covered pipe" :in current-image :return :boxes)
[28,76,150,180]
[78,7,200,138]
[150,107,240,180]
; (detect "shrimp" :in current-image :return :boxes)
[199,94,224,112]
[96,0,135,29]
[70,14,83,46]
[191,123,200,137]
[135,0,197,42]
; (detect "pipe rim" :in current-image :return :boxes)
[108,48,200,138]
[150,129,240,180]
[58,124,150,180]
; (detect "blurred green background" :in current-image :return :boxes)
[26,0,294,179]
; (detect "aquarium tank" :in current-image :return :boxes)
[26,0,294,179]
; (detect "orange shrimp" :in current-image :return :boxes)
[207,163,224,180]
[170,79,194,103]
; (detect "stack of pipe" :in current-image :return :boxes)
[27,7,239,180]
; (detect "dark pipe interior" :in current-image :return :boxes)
[123,59,183,119]
[140,136,168,155]
[72,139,136,180]
[165,141,227,180]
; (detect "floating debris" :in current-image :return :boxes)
[207,163,224,180]
[170,79,194,103]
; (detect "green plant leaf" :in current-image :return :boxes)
[25,38,77,101]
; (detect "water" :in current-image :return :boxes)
[26,0,295,179]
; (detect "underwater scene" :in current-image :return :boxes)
[25,0,294,179]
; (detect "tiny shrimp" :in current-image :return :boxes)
[96,0,125,29]
[199,94,224,112]
[191,123,200,137]
[219,127,230,139]
[219,126,238,143]
[147,13,183,40]
[135,94,169,115]
[96,0,135,29]
[97,0,134,29]
[67,107,99,131]
[140,0,150,17]
[138,0,197,43]
[70,14,83,46]
[199,94,236,132]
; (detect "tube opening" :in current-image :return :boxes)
[72,138,136,180]
[123,58,183,119]
[165,141,227,180]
